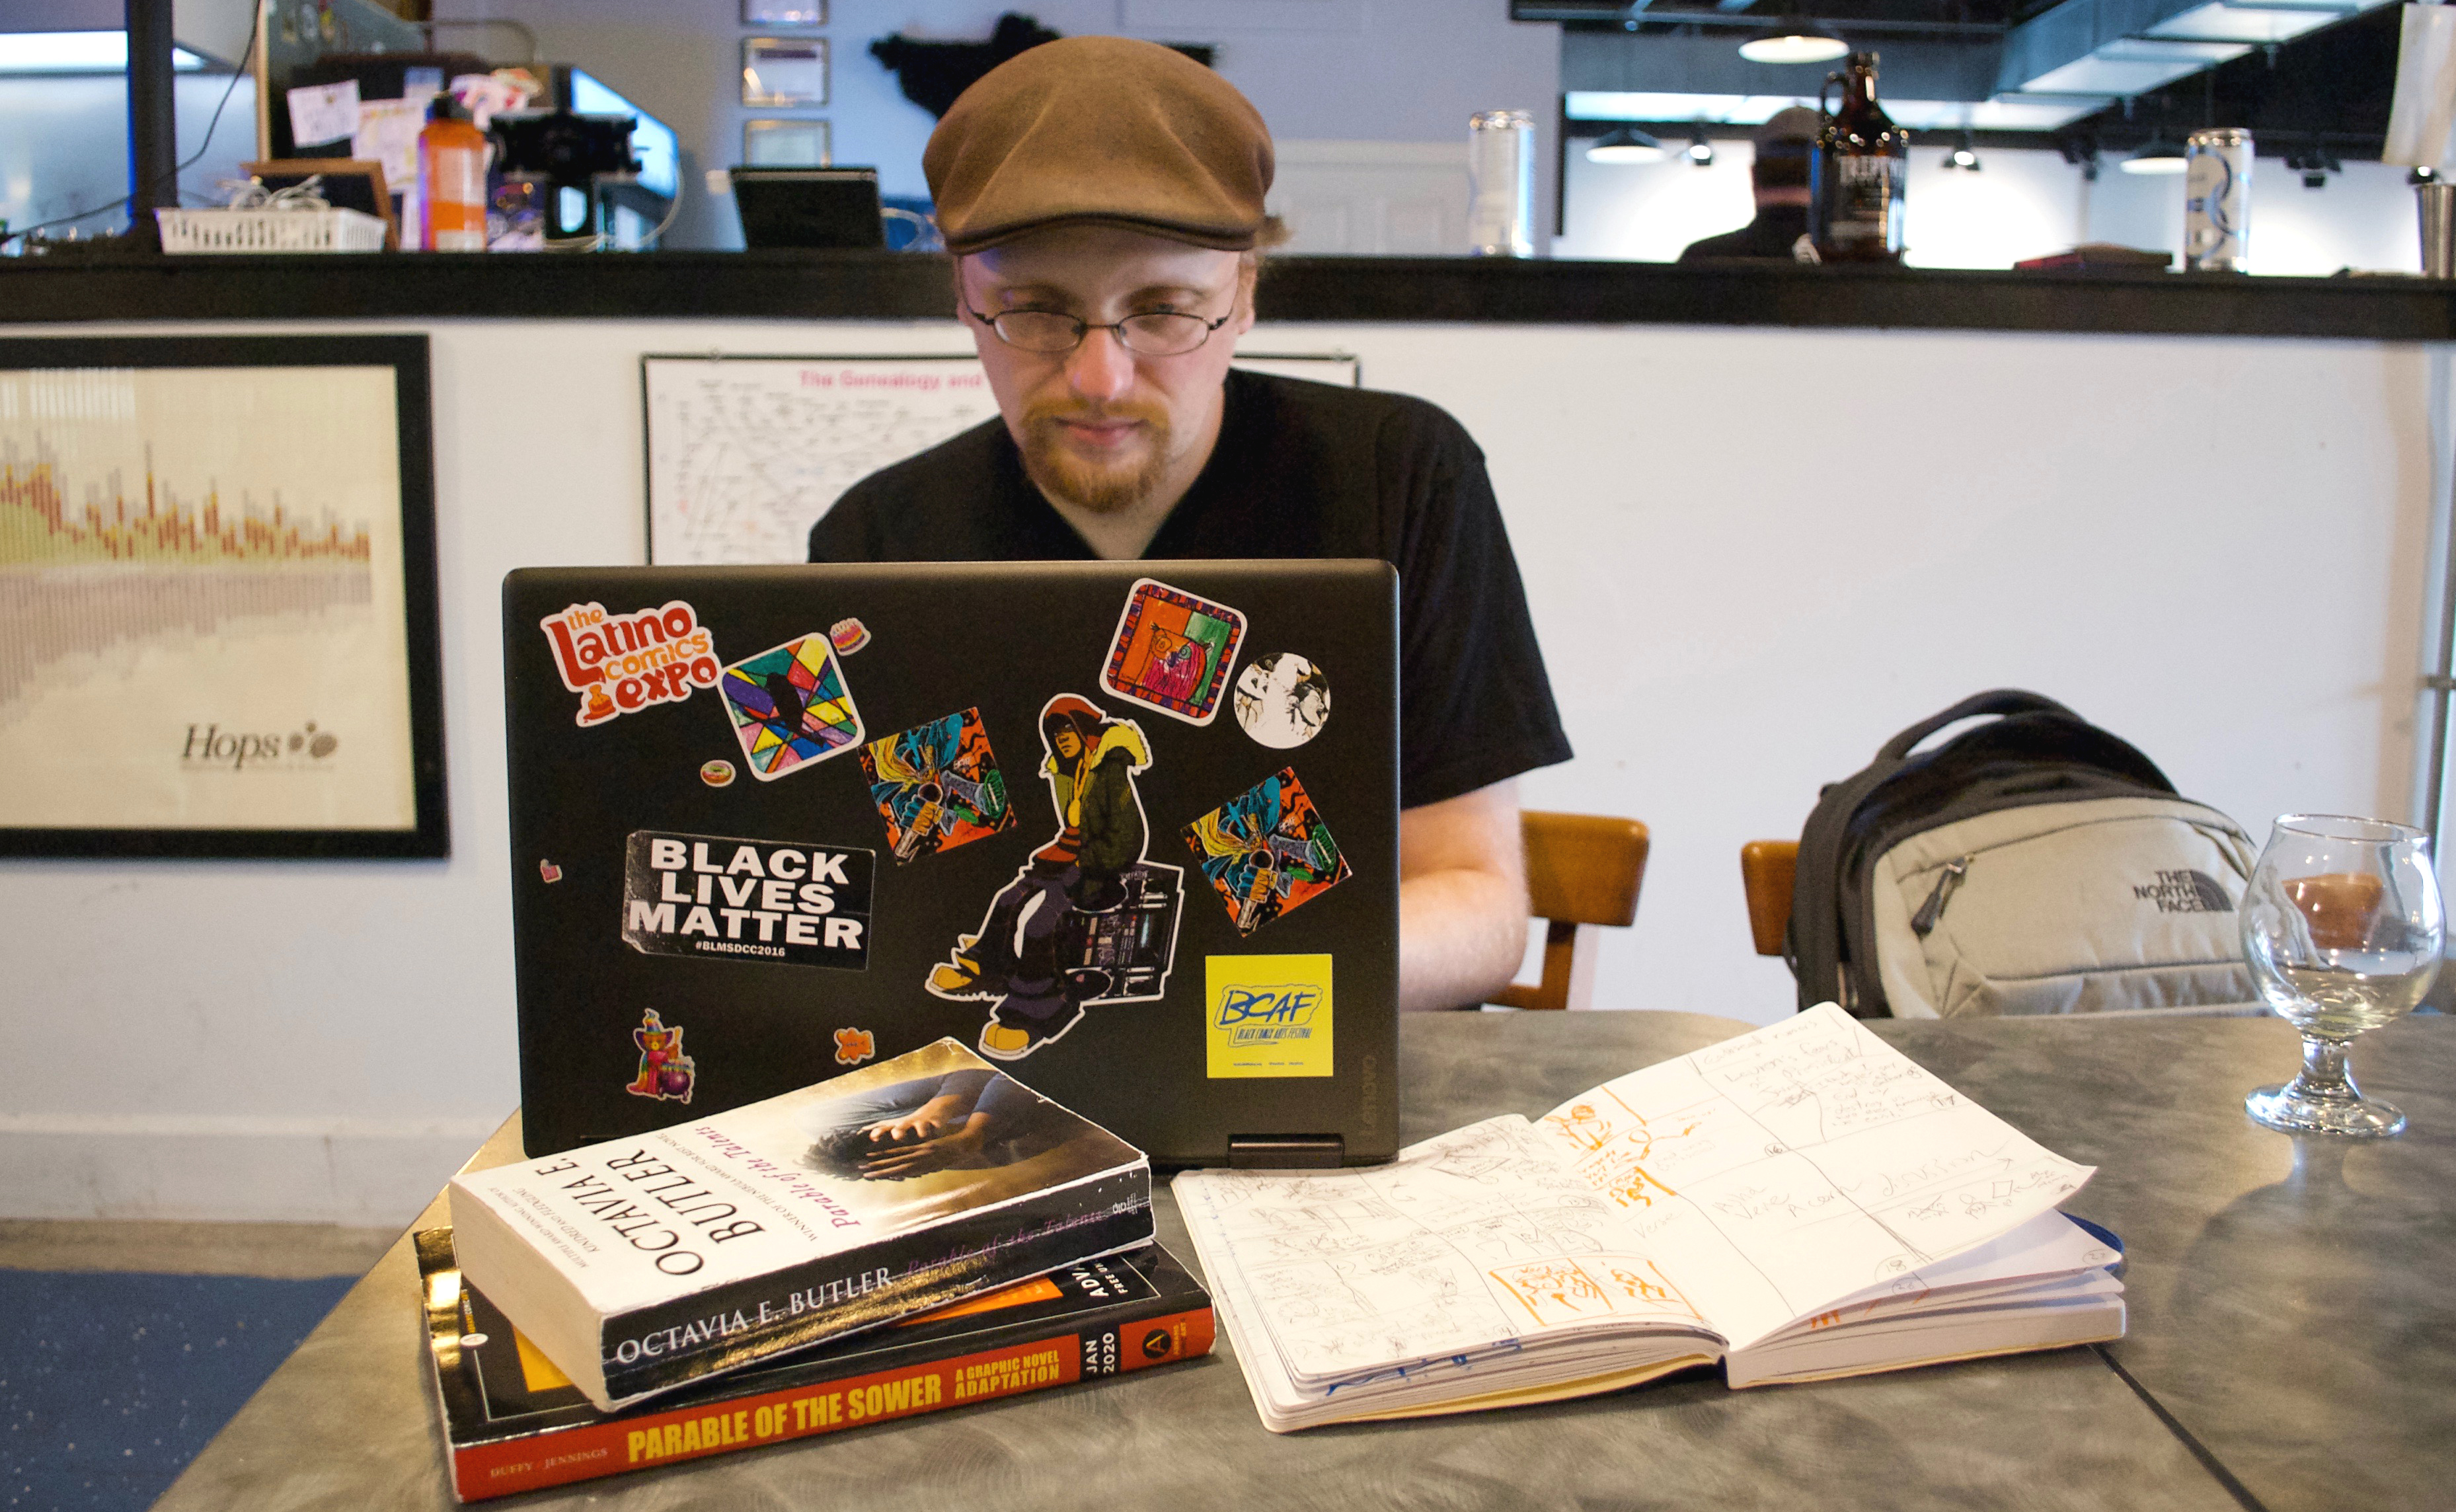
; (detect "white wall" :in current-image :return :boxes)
[1559,139,2430,275]
[0,311,2439,1221]
[425,0,1558,252]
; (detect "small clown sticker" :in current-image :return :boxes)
[833,1027,876,1066]
[627,1010,697,1103]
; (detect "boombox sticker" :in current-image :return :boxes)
[539,601,720,728]
[623,830,876,971]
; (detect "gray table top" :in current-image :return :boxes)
[152,1010,2455,1512]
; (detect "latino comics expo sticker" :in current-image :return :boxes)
[718,632,865,780]
[1099,578,1247,727]
[538,600,721,728]
[1232,652,1330,749]
[1204,954,1333,1078]
[622,830,876,971]
[1183,767,1353,936]
[627,1009,698,1104]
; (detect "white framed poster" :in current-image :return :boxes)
[744,36,828,107]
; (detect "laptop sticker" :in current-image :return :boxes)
[539,600,722,728]
[699,759,736,788]
[833,1026,876,1066]
[859,706,1019,864]
[628,1010,697,1104]
[925,694,1184,1063]
[718,632,865,780]
[1204,954,1333,1078]
[829,617,871,655]
[538,858,562,884]
[1098,578,1247,727]
[623,830,876,970]
[1184,768,1354,935]
[1232,652,1331,749]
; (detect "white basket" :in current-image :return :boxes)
[155,207,389,254]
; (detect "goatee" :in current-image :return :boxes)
[1018,398,1173,515]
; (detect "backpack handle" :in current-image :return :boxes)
[1874,689,2079,763]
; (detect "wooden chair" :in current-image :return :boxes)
[1741,840,1800,957]
[1490,812,1650,1011]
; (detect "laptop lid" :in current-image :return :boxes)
[503,560,1398,1167]
[729,167,884,249]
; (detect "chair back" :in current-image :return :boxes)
[1490,812,1648,1011]
[1742,840,1799,957]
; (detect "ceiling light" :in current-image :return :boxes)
[1739,22,1850,65]
[1943,132,1981,171]
[1686,126,1715,167]
[1587,127,1668,165]
[0,31,209,73]
[2120,137,2190,175]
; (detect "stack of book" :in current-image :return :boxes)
[430,1040,1208,1498]
[1176,1004,2125,1431]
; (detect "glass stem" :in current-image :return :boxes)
[2291,1034,2359,1102]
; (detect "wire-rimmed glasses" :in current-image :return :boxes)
[964,303,1233,357]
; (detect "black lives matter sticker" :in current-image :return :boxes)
[623,831,875,970]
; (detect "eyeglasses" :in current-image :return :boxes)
[964,302,1233,357]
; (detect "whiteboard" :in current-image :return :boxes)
[642,352,1361,565]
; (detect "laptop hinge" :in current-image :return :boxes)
[1226,1135,1345,1169]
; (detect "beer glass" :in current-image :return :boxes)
[2240,815,2442,1136]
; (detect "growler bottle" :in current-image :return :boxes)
[1812,52,1908,262]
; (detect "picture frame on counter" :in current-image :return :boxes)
[743,36,827,108]
[743,0,825,23]
[0,335,449,859]
[744,118,831,168]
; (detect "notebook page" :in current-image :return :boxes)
[1529,1004,2094,1351]
[1174,1115,1714,1388]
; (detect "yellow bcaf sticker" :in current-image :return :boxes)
[1205,954,1332,1078]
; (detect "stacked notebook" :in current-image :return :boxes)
[1175,1004,2124,1431]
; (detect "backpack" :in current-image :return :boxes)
[1787,689,2258,1018]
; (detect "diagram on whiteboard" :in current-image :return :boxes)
[642,354,1358,565]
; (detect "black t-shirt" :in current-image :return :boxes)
[1677,205,1811,263]
[807,369,1571,810]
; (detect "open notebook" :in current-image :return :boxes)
[1174,1004,2123,1431]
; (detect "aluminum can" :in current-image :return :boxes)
[1467,109,1536,258]
[2184,128,2252,273]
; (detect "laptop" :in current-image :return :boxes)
[503,560,1398,1167]
[729,167,884,249]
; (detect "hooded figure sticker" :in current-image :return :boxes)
[925,694,1182,1062]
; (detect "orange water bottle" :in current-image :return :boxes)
[418,93,487,252]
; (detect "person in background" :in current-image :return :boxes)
[808,37,1571,1012]
[1678,108,1822,263]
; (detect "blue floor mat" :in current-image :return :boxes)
[0,1269,354,1512]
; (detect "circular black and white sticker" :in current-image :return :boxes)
[1233,652,1331,749]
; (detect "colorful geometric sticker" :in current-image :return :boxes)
[718,632,864,780]
[1182,767,1353,936]
[859,706,1018,863]
[1100,577,1247,727]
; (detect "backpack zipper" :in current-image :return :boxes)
[1910,857,1971,936]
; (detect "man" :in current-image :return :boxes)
[1677,108,1821,263]
[808,36,1570,1011]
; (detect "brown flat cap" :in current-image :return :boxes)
[925,36,1274,254]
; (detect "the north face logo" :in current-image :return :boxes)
[2133,869,2233,913]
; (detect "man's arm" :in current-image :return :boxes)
[1397,778,1528,1012]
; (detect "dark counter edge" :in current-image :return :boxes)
[7,250,2456,342]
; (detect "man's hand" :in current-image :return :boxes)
[860,1112,995,1178]
[1397,779,1529,1012]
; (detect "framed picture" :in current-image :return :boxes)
[744,118,831,167]
[0,335,448,858]
[743,0,825,22]
[743,36,827,108]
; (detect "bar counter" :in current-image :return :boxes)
[7,250,2456,340]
